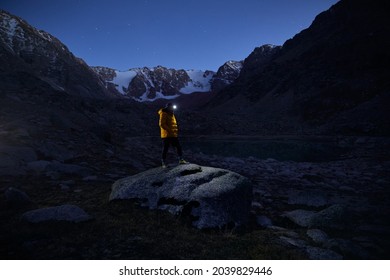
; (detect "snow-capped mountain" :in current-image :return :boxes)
[0,10,109,98]
[92,63,242,102]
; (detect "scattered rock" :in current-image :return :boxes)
[14,128,31,139]
[60,184,70,191]
[280,230,300,239]
[338,186,356,192]
[59,180,75,191]
[4,187,33,208]
[267,226,288,231]
[36,142,76,162]
[21,204,92,223]
[82,175,98,181]
[256,215,273,227]
[282,209,316,227]
[307,229,329,244]
[26,160,94,178]
[324,238,370,259]
[251,201,263,210]
[60,180,75,186]
[309,204,349,230]
[45,162,94,177]
[284,205,350,230]
[279,236,307,248]
[287,190,328,207]
[305,246,343,260]
[0,146,37,163]
[27,160,51,174]
[109,163,253,229]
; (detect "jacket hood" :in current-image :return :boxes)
[158,108,173,115]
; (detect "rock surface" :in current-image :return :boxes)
[21,204,92,223]
[282,209,316,227]
[307,229,329,244]
[309,204,350,230]
[109,163,253,229]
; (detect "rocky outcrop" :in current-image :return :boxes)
[109,163,253,229]
[21,204,92,223]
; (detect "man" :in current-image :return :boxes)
[158,103,187,168]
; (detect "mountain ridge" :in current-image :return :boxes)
[92,61,244,102]
[206,0,390,135]
[0,9,111,99]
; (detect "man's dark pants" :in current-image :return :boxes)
[162,137,183,162]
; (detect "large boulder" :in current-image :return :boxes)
[109,164,253,229]
[283,204,350,230]
[309,204,350,230]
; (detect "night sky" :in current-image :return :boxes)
[1,0,339,71]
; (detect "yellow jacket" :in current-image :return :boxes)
[158,108,178,138]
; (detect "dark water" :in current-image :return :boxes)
[183,137,350,162]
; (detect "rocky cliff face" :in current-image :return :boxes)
[238,44,281,81]
[0,10,110,98]
[126,66,191,101]
[211,60,244,92]
[207,0,390,135]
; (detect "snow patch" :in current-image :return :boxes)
[6,18,18,37]
[37,30,53,42]
[225,60,243,71]
[180,70,213,94]
[1,15,20,51]
[111,70,137,95]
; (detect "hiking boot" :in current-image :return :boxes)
[179,159,188,164]
[162,161,167,168]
